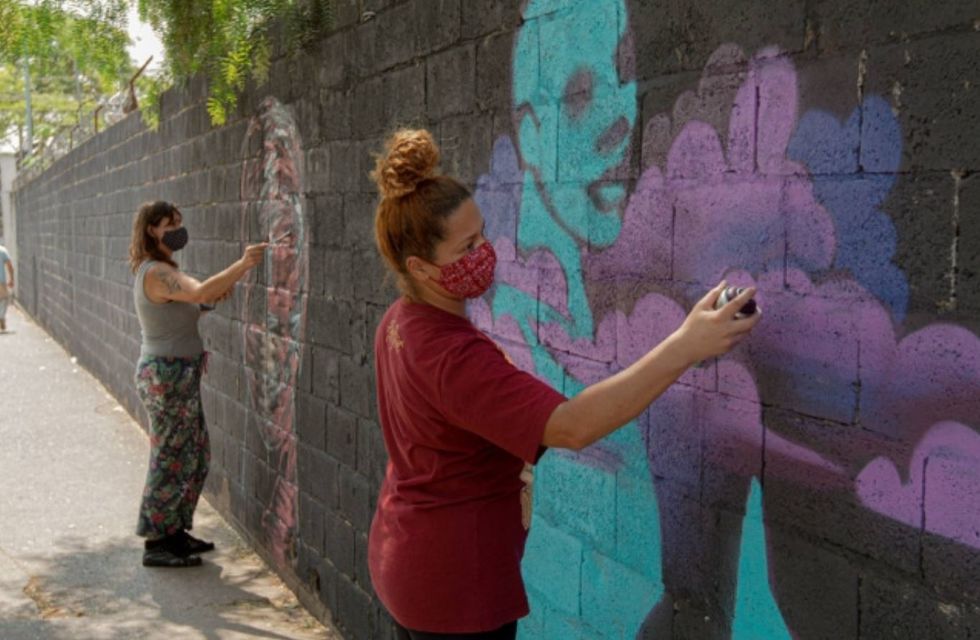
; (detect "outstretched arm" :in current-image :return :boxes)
[543,283,761,450]
[145,243,267,304]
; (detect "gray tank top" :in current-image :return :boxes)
[134,260,204,358]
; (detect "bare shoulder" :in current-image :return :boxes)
[147,261,177,276]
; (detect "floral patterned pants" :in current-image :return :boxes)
[135,353,210,540]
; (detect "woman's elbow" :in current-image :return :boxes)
[562,434,590,452]
[543,405,591,451]
[543,432,586,452]
[187,287,210,304]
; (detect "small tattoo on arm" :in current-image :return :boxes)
[158,270,182,294]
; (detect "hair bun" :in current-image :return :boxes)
[372,129,440,199]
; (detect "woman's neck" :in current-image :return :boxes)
[413,285,466,317]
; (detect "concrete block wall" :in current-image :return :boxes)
[12,1,980,638]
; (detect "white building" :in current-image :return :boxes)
[0,152,16,273]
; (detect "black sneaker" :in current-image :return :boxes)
[142,546,202,567]
[175,530,215,554]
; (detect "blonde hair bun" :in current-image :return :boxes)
[371,129,440,199]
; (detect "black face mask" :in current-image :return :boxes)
[161,227,188,252]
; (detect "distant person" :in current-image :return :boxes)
[0,243,12,332]
[128,201,267,567]
[366,130,761,639]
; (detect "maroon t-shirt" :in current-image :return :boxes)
[368,298,566,633]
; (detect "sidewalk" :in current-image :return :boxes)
[0,305,343,640]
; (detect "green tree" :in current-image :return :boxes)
[138,0,333,126]
[0,0,132,157]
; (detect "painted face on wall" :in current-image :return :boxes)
[513,0,636,247]
[238,96,308,567]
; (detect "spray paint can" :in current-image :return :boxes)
[715,286,758,319]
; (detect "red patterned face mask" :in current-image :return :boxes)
[435,241,497,299]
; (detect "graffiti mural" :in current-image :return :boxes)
[469,1,980,638]
[858,421,980,549]
[471,4,667,637]
[787,96,908,322]
[239,96,309,567]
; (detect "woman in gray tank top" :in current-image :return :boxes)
[129,201,267,567]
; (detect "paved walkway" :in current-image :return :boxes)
[0,305,342,640]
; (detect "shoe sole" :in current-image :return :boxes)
[142,554,203,568]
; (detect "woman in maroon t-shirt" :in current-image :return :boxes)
[367,129,761,640]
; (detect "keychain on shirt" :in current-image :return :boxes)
[520,464,534,530]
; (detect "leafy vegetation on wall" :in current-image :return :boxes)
[0,0,131,156]
[138,0,334,127]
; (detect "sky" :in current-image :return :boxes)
[126,4,165,73]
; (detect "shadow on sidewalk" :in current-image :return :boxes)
[2,532,328,640]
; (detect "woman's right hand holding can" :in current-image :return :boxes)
[675,281,762,364]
